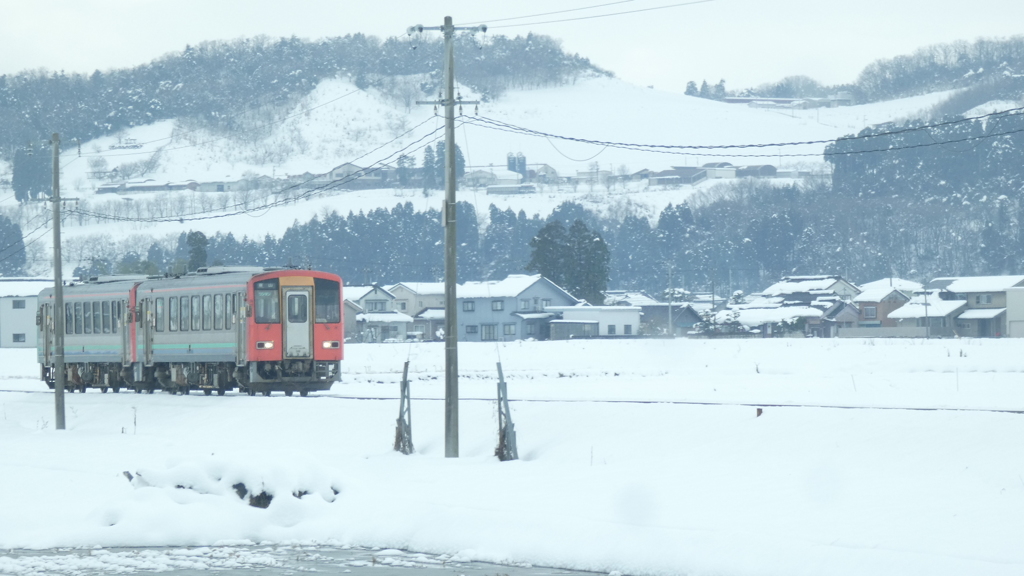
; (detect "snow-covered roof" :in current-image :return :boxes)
[957,307,1006,320]
[859,277,923,293]
[715,306,823,327]
[928,276,1024,293]
[415,308,445,320]
[888,292,967,319]
[514,312,555,320]
[458,274,549,299]
[389,282,446,296]
[0,278,52,298]
[344,285,393,302]
[761,275,848,297]
[853,287,909,303]
[356,312,413,323]
[604,290,661,306]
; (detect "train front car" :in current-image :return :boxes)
[244,270,343,396]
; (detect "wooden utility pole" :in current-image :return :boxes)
[412,16,484,458]
[51,133,66,430]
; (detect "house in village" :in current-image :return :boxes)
[736,165,777,178]
[604,290,702,335]
[464,168,522,188]
[649,166,707,186]
[0,278,53,348]
[714,275,862,337]
[343,284,413,342]
[931,275,1024,337]
[888,290,966,338]
[838,278,920,337]
[457,275,578,341]
[702,162,737,179]
[547,304,642,339]
[388,282,446,341]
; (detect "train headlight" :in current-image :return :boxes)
[322,341,340,349]
[256,341,275,349]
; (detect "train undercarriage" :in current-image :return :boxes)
[42,360,340,397]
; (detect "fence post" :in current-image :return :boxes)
[394,361,414,454]
[495,362,518,461]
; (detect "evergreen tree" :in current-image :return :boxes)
[0,214,26,275]
[526,220,568,288]
[565,219,610,305]
[712,79,726,100]
[186,231,208,271]
[684,81,699,96]
[698,80,711,99]
[422,145,438,190]
[396,154,414,187]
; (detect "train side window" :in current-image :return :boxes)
[83,302,92,334]
[66,304,73,334]
[102,302,111,333]
[180,296,190,332]
[202,294,212,330]
[314,278,341,323]
[155,298,165,332]
[214,294,224,330]
[74,303,83,334]
[191,296,201,331]
[112,301,119,334]
[169,297,178,332]
[93,302,102,334]
[225,294,234,330]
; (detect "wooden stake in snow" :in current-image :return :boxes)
[394,361,414,455]
[495,362,519,461]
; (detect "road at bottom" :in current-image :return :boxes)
[0,545,603,576]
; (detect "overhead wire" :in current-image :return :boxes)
[488,0,714,29]
[462,0,635,25]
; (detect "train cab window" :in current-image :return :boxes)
[225,294,234,330]
[169,297,178,332]
[102,302,111,333]
[191,296,201,331]
[202,295,212,330]
[314,278,341,323]
[255,280,280,324]
[66,304,73,334]
[180,296,190,332]
[155,298,165,332]
[214,294,224,330]
[93,302,102,334]
[83,302,92,334]
[287,293,308,323]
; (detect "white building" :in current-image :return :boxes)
[0,278,53,348]
[547,305,642,338]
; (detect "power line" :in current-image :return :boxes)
[488,0,714,29]
[463,0,635,25]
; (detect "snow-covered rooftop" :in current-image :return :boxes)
[853,286,909,303]
[957,307,1006,320]
[356,312,414,323]
[761,276,847,297]
[389,282,445,296]
[928,276,1024,293]
[415,308,445,320]
[716,306,823,327]
[458,275,546,299]
[604,290,662,306]
[344,285,392,302]
[888,292,967,319]
[0,278,52,298]
[859,277,923,293]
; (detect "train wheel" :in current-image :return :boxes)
[247,388,256,397]
[182,388,190,395]
[217,389,226,396]
[134,386,142,394]
[285,390,293,397]
[100,387,108,393]
[204,389,212,396]
[112,386,120,393]
[300,390,309,397]
[261,390,271,397]
[146,386,155,394]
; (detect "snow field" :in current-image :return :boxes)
[2,338,1024,575]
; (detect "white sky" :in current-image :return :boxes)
[2,0,1023,94]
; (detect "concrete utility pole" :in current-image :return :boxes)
[412,16,484,458]
[51,133,66,430]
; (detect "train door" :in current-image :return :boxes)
[141,298,154,366]
[120,300,132,365]
[283,287,312,359]
[235,292,247,365]
[41,302,53,365]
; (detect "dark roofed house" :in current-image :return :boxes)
[650,166,707,186]
[736,165,777,178]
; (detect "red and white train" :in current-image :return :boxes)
[36,267,343,396]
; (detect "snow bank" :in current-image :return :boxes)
[3,338,1024,575]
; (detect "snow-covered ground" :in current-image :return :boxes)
[3,338,1024,575]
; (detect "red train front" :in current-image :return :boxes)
[244,270,343,395]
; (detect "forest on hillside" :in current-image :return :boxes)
[0,33,605,161]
